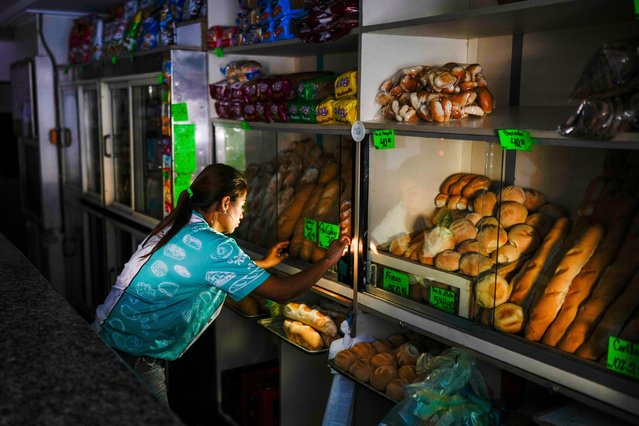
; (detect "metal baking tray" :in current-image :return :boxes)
[223,303,270,320]
[258,316,329,355]
[327,359,398,403]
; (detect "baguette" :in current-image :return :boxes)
[576,176,608,217]
[277,183,316,241]
[448,174,476,196]
[461,175,491,199]
[619,309,639,343]
[283,302,337,337]
[283,319,324,351]
[576,269,639,360]
[525,224,604,341]
[439,173,465,195]
[509,217,570,307]
[289,183,325,257]
[542,219,628,347]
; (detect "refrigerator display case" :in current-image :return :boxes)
[78,82,103,204]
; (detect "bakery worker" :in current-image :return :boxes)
[92,163,350,405]
[370,155,433,245]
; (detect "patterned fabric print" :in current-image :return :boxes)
[99,215,270,360]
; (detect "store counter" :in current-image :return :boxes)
[0,233,182,425]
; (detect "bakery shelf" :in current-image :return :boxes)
[210,118,354,136]
[327,359,399,404]
[258,317,329,355]
[356,291,639,422]
[363,106,639,149]
[209,30,360,57]
[360,0,633,39]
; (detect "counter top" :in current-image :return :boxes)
[0,233,183,425]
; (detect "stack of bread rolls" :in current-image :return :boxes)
[282,302,339,351]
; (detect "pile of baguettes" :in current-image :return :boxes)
[235,138,352,261]
[281,302,347,351]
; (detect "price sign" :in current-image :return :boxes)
[214,47,224,57]
[607,336,639,379]
[498,129,534,151]
[318,221,339,249]
[429,286,456,314]
[241,120,252,130]
[171,103,189,122]
[382,268,409,298]
[304,218,317,243]
[373,129,395,150]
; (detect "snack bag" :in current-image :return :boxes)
[335,69,357,98]
[298,74,336,101]
[221,60,263,83]
[333,96,357,124]
[138,11,160,51]
[123,10,143,53]
[159,3,176,46]
[316,96,335,124]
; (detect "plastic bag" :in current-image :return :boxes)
[380,348,499,426]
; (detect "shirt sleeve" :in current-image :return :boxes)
[203,236,271,302]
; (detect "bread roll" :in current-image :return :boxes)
[509,217,570,307]
[422,226,455,258]
[461,175,491,199]
[481,302,524,333]
[460,252,495,277]
[525,224,605,341]
[525,213,554,239]
[449,174,476,196]
[372,339,393,354]
[498,185,526,204]
[439,173,465,195]
[498,201,528,228]
[539,203,568,220]
[390,233,411,256]
[475,273,511,308]
[434,193,449,208]
[434,250,461,271]
[477,225,508,253]
[385,378,409,401]
[477,216,499,229]
[542,219,628,347]
[523,188,547,211]
[473,191,497,217]
[350,342,377,360]
[283,319,324,351]
[397,364,417,382]
[447,194,463,210]
[334,349,358,371]
[577,176,608,217]
[465,212,482,226]
[277,183,316,241]
[576,269,639,360]
[491,243,521,264]
[318,160,339,184]
[450,218,478,244]
[349,359,372,382]
[396,342,421,366]
[370,352,397,370]
[387,333,408,348]
[371,365,399,391]
[283,303,338,337]
[457,240,489,257]
[508,224,540,255]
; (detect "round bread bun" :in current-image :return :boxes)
[434,249,461,272]
[349,359,372,382]
[498,201,528,228]
[372,339,393,354]
[350,342,377,360]
[539,203,568,220]
[398,364,417,382]
[497,185,526,204]
[475,273,511,308]
[525,213,554,239]
[507,223,540,255]
[449,218,478,244]
[476,225,508,253]
[457,240,489,257]
[460,252,495,276]
[422,226,456,258]
[465,212,483,226]
[396,342,421,367]
[370,352,397,370]
[491,243,521,264]
[385,378,409,401]
[481,302,524,333]
[523,188,547,211]
[334,349,358,371]
[477,216,499,229]
[370,365,399,391]
[387,333,408,349]
[473,191,497,217]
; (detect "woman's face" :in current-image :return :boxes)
[222,191,246,233]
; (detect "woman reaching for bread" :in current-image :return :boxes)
[92,163,350,405]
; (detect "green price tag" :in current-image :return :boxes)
[303,218,317,243]
[607,336,639,379]
[157,73,163,84]
[173,124,197,173]
[214,47,224,57]
[171,102,189,122]
[318,221,339,249]
[240,120,251,130]
[429,286,456,314]
[382,268,409,298]
[373,129,395,150]
[635,0,639,16]
[173,174,192,207]
[111,56,117,65]
[498,129,534,151]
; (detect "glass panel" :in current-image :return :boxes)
[132,84,163,219]
[61,87,81,189]
[82,87,102,197]
[111,87,131,206]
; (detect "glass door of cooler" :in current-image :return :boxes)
[79,84,103,203]
[109,83,132,210]
[60,84,81,192]
[132,82,163,220]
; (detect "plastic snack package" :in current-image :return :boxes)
[123,10,143,53]
[270,102,289,122]
[316,96,336,124]
[299,100,320,124]
[221,60,263,84]
[244,103,260,121]
[333,96,357,124]
[138,11,160,51]
[90,18,104,62]
[335,69,357,98]
[298,74,336,101]
[159,3,176,46]
[208,80,231,101]
[287,100,303,123]
[255,101,273,122]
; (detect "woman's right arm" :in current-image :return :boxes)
[252,236,350,303]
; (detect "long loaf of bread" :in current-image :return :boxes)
[525,224,604,341]
[509,217,570,307]
[542,219,628,347]
[289,183,325,257]
[283,319,324,351]
[277,183,316,241]
[576,269,639,360]
[283,302,337,337]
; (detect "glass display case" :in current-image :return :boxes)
[78,83,103,203]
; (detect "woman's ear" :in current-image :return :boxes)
[220,195,231,212]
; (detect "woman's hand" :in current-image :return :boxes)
[255,241,290,269]
[323,235,351,266]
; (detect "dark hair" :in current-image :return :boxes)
[145,163,247,257]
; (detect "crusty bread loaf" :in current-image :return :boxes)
[440,173,465,195]
[334,349,358,371]
[372,340,393,354]
[577,176,608,217]
[370,352,398,370]
[289,183,325,257]
[283,303,337,337]
[386,378,409,401]
[349,359,372,382]
[387,333,408,348]
[435,193,449,208]
[396,342,420,366]
[397,365,417,382]
[498,201,528,228]
[350,342,377,360]
[498,185,526,204]
[465,212,482,226]
[277,183,316,241]
[475,273,511,308]
[477,225,508,253]
[481,302,524,333]
[525,224,605,341]
[318,160,340,184]
[370,365,399,391]
[434,250,461,271]
[525,213,554,239]
[477,216,499,228]
[538,203,568,220]
[619,310,639,343]
[507,224,540,255]
[461,175,491,199]
[576,269,639,360]
[457,239,489,257]
[422,226,455,258]
[283,319,324,351]
[460,252,495,277]
[390,233,411,256]
[509,217,570,307]
[523,188,547,212]
[449,174,476,196]
[542,219,628,347]
[450,218,478,244]
[491,243,521,264]
[473,191,497,217]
